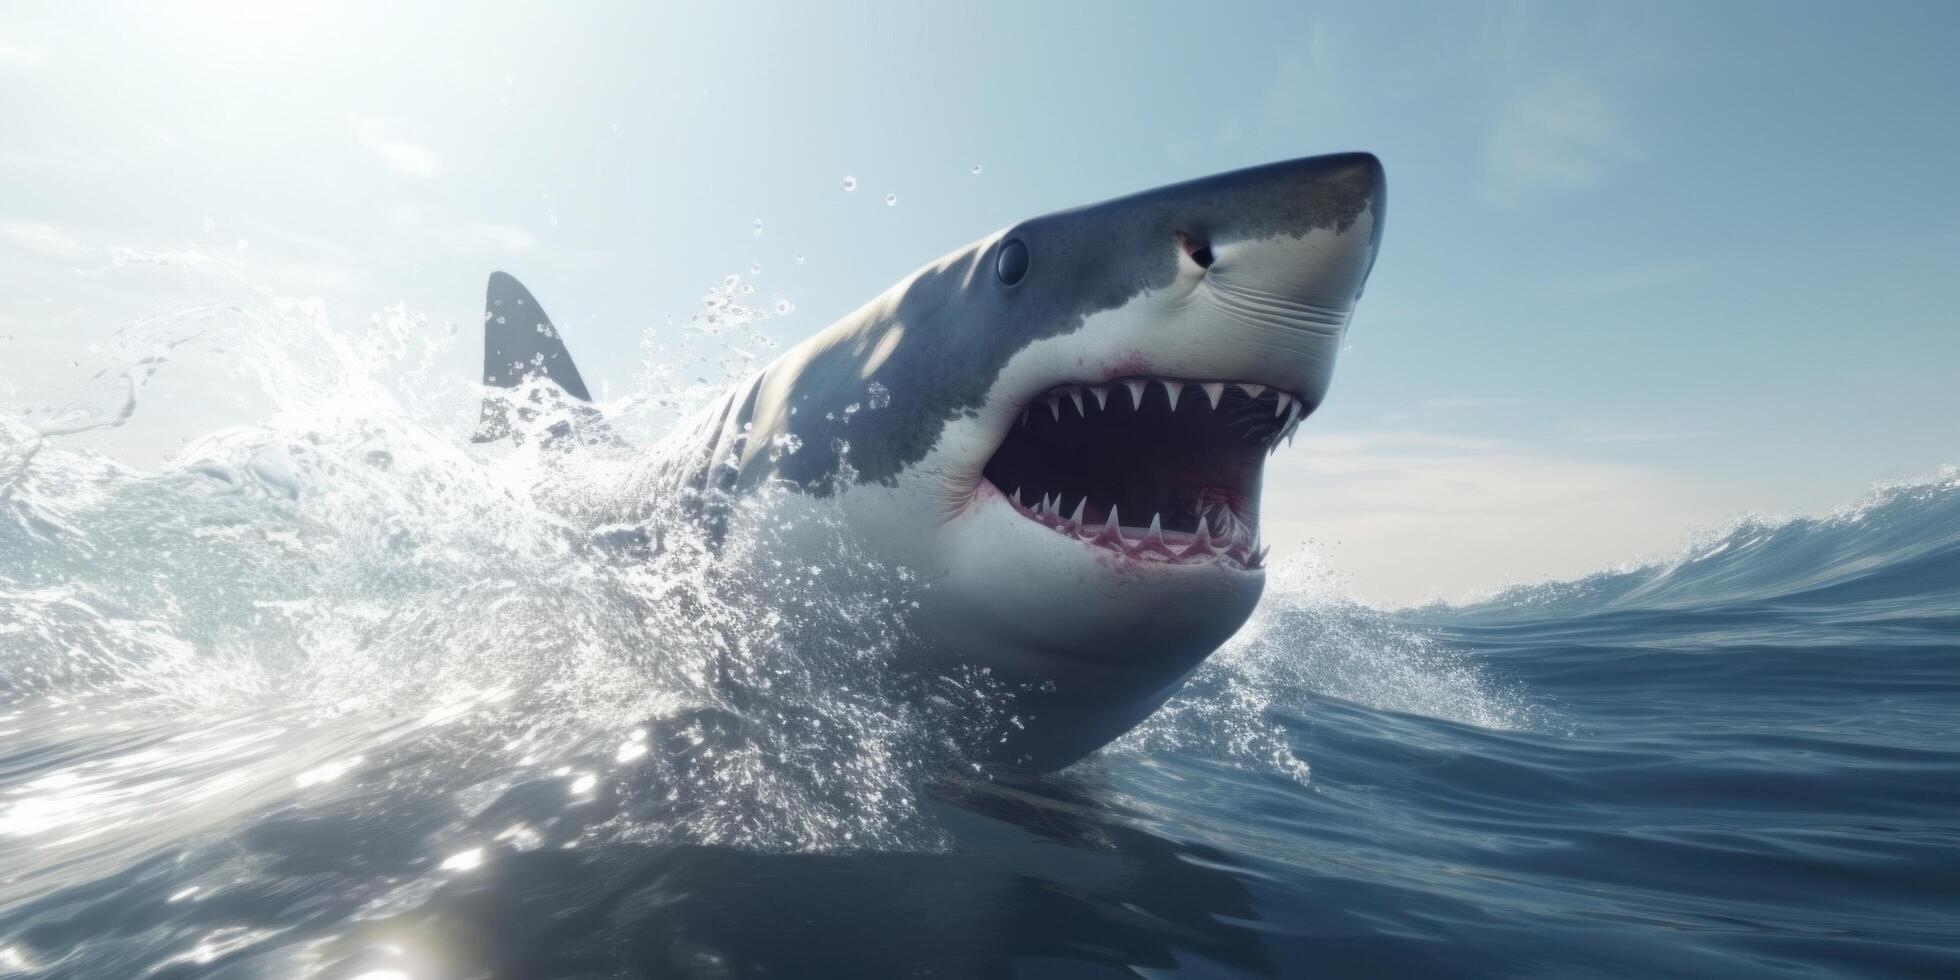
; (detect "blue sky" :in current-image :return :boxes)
[2,1,1956,601]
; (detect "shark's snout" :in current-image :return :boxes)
[1161,151,1385,253]
[1171,151,1385,312]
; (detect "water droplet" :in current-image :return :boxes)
[794,253,805,265]
[768,433,804,461]
[440,848,484,872]
[972,163,983,175]
[750,262,761,274]
[842,175,857,192]
[884,193,898,207]
[752,218,764,237]
[775,298,794,314]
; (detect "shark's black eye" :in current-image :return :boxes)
[996,238,1029,286]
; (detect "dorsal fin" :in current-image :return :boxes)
[474,271,600,444]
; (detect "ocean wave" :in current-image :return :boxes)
[1427,467,1960,622]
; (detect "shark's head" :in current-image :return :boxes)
[727,153,1385,768]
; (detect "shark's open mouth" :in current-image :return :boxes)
[981,379,1303,568]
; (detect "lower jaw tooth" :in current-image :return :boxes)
[1092,506,1125,547]
[1177,516,1215,559]
[1127,513,1178,558]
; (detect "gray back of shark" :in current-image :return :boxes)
[481,153,1387,770]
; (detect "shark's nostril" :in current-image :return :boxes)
[1174,230,1214,270]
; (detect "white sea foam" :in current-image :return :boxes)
[1113,550,1546,785]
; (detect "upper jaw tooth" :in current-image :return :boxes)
[1023,379,1305,426]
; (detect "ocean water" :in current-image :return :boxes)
[3,281,1957,978]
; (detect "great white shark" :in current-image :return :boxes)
[479,152,1386,771]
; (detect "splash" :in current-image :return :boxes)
[0,255,970,904]
[1113,550,1544,784]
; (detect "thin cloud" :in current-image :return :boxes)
[0,219,87,260]
[0,141,128,178]
[1265,429,1734,603]
[263,260,359,291]
[1481,74,1641,205]
[351,116,439,177]
[1536,261,1704,302]
[1376,396,1524,426]
[0,37,51,68]
[1297,430,1508,457]
[242,219,357,259]
[1568,428,1715,445]
[1418,395,1524,412]
[389,204,534,254]
[1258,26,1340,131]
[441,222,535,253]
